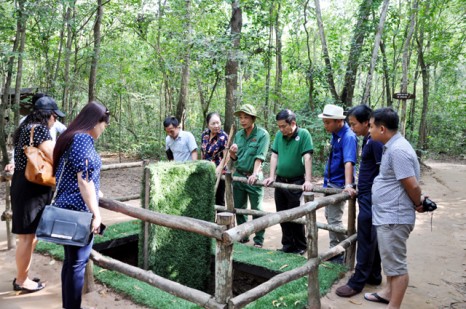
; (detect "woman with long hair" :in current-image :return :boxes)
[200,112,229,206]
[10,96,64,292]
[53,101,110,309]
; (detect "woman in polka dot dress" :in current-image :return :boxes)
[52,101,110,309]
[10,96,65,293]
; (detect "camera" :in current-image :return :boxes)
[422,197,437,212]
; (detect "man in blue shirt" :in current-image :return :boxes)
[319,104,357,263]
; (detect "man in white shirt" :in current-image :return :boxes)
[164,116,198,162]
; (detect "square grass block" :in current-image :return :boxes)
[140,161,216,290]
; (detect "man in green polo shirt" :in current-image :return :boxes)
[229,104,270,247]
[264,109,314,254]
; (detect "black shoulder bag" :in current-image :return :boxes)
[36,152,93,247]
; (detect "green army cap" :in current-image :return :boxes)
[234,104,260,118]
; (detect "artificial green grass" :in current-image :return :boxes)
[36,220,346,309]
[141,161,216,291]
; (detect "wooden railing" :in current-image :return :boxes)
[2,162,356,309]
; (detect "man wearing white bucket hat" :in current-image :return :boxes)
[319,104,358,264]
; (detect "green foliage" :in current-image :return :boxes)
[141,161,216,290]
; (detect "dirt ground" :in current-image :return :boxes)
[0,158,465,309]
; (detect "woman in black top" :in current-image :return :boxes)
[10,96,64,293]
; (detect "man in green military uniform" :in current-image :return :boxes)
[229,104,270,247]
[264,109,313,254]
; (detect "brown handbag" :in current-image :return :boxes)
[24,125,56,186]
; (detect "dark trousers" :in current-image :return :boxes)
[348,192,382,291]
[275,177,307,251]
[215,179,226,206]
[62,237,94,309]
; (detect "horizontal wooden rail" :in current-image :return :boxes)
[110,194,140,202]
[99,198,225,240]
[214,206,342,232]
[90,250,224,309]
[222,193,350,244]
[229,234,357,308]
[225,175,343,195]
[100,161,144,171]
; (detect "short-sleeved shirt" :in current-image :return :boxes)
[233,125,270,174]
[14,124,52,171]
[54,133,102,212]
[201,129,229,166]
[166,130,198,162]
[357,134,384,193]
[324,123,358,187]
[372,133,420,225]
[272,127,313,178]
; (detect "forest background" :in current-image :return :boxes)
[1,0,465,174]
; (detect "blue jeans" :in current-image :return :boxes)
[348,192,381,291]
[62,236,94,309]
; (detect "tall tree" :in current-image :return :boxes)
[314,0,338,102]
[303,0,315,111]
[224,0,242,134]
[273,1,283,114]
[340,0,381,108]
[175,0,192,124]
[0,0,25,165]
[361,0,390,105]
[398,0,418,136]
[416,0,430,152]
[89,0,103,101]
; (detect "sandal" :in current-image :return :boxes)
[13,278,45,293]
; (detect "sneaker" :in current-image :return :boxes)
[336,284,360,297]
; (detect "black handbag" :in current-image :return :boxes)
[36,153,93,247]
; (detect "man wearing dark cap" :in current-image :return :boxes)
[229,104,270,247]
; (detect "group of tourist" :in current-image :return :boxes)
[5,94,426,308]
[164,103,426,308]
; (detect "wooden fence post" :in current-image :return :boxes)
[83,259,96,293]
[4,175,16,249]
[225,170,235,214]
[304,192,320,309]
[345,197,357,269]
[143,160,150,270]
[215,212,234,305]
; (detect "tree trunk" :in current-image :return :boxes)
[416,0,430,152]
[273,2,282,114]
[380,40,392,107]
[0,1,23,165]
[314,0,338,102]
[340,0,381,108]
[53,4,68,89]
[175,0,192,124]
[62,2,75,117]
[362,0,390,105]
[399,0,418,136]
[224,0,242,134]
[263,2,274,129]
[89,0,103,102]
[303,0,315,111]
[13,0,27,125]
